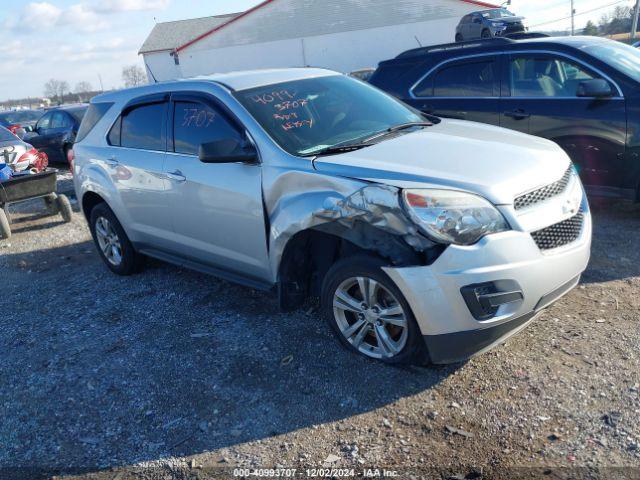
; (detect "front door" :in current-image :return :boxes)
[407,55,501,126]
[163,94,270,282]
[500,53,627,193]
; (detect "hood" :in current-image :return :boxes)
[491,16,524,24]
[312,119,571,206]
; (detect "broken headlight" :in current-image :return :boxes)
[402,189,509,245]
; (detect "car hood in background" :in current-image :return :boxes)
[491,16,524,24]
[312,119,570,206]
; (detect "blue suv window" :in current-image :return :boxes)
[414,60,497,97]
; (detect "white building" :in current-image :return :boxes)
[139,0,499,82]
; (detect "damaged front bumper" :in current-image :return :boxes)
[383,213,592,364]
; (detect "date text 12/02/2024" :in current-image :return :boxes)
[232,468,399,477]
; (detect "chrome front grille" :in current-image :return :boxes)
[514,165,573,211]
[531,209,585,251]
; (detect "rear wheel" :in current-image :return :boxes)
[455,33,463,42]
[481,29,492,39]
[89,202,143,275]
[321,255,425,364]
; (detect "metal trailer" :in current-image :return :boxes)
[0,168,72,239]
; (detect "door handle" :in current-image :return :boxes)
[504,109,530,120]
[165,169,186,182]
[421,104,435,114]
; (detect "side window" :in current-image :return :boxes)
[119,102,166,151]
[108,117,122,146]
[510,56,597,98]
[50,112,65,129]
[37,113,52,130]
[173,101,243,156]
[414,60,496,97]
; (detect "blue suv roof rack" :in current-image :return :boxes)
[396,38,514,59]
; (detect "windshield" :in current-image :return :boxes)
[482,9,515,19]
[67,107,88,124]
[578,38,640,84]
[0,110,42,125]
[234,75,423,156]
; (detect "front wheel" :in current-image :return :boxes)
[0,207,11,240]
[455,33,463,42]
[481,29,492,39]
[321,255,425,364]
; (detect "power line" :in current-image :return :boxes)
[529,0,631,29]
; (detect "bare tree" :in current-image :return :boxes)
[44,79,70,105]
[74,81,93,94]
[122,65,147,88]
[74,81,93,102]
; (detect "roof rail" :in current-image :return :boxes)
[396,37,513,59]
[505,32,550,40]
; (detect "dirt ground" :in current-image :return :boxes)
[0,171,639,480]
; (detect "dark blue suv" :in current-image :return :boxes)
[370,36,640,201]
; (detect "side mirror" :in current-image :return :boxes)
[198,138,258,164]
[577,79,612,98]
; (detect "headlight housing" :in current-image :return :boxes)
[402,189,509,245]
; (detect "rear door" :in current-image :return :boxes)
[407,54,501,125]
[106,96,174,247]
[501,52,627,191]
[163,93,270,281]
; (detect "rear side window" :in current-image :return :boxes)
[173,101,243,155]
[414,60,497,97]
[110,102,166,151]
[76,103,113,143]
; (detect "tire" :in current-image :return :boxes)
[43,193,59,215]
[321,255,426,365]
[89,202,143,275]
[481,29,492,39]
[56,194,73,223]
[455,33,463,42]
[0,208,10,240]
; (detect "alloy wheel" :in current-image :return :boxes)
[95,216,123,266]
[332,276,408,359]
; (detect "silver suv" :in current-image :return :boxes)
[73,69,591,365]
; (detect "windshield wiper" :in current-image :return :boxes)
[359,121,433,144]
[300,142,373,157]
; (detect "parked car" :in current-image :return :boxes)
[455,8,525,42]
[0,126,47,174]
[0,109,43,136]
[72,69,591,365]
[24,104,87,164]
[370,36,640,201]
[349,68,376,82]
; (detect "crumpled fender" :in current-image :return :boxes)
[264,169,434,281]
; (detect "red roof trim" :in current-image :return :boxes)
[176,0,501,53]
[177,0,277,52]
[459,0,501,8]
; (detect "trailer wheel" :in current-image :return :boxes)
[57,194,73,223]
[0,208,11,240]
[44,193,59,215]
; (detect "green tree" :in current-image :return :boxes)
[583,20,598,36]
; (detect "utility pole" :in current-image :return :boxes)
[98,74,104,92]
[632,0,640,41]
[570,0,575,36]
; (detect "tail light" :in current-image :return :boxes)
[7,124,22,135]
[67,147,75,173]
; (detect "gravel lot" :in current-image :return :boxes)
[1,171,639,479]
